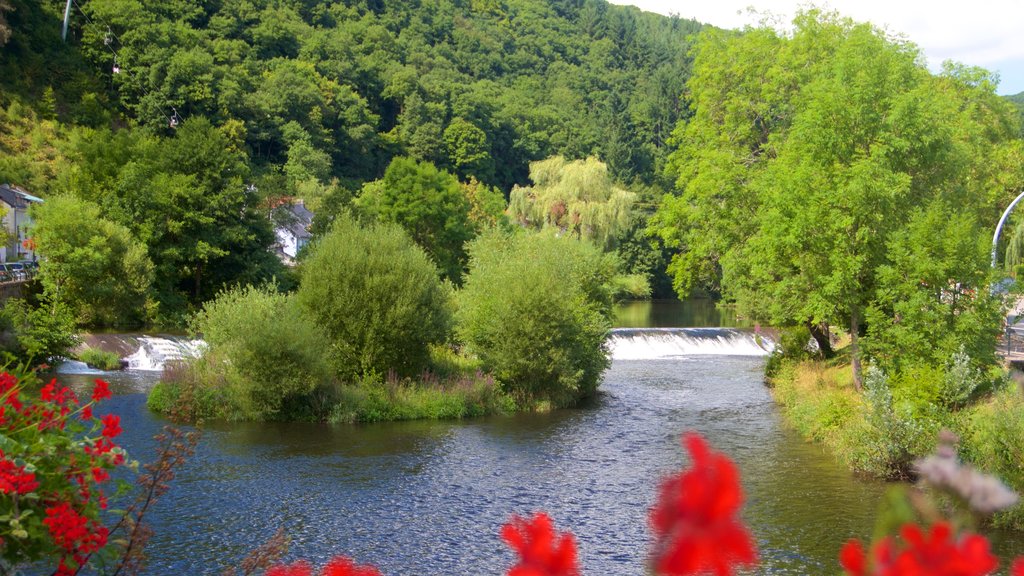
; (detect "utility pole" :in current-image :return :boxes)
[62,0,72,42]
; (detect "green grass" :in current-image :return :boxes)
[77,347,121,371]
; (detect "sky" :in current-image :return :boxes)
[606,1,1024,95]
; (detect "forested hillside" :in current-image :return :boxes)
[1,0,701,191]
[0,0,700,320]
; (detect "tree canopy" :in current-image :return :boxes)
[653,9,1024,384]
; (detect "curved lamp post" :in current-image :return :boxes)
[992,190,1024,269]
[62,0,73,41]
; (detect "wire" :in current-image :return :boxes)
[68,0,181,127]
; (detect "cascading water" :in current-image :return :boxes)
[124,336,205,371]
[607,327,774,359]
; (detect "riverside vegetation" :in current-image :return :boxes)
[4,0,1024,541]
[148,216,634,422]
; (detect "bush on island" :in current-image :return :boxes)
[457,229,616,408]
[190,284,333,420]
[297,214,453,379]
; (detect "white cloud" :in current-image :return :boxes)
[607,1,1024,94]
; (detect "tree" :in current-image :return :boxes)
[297,214,453,378]
[508,156,636,250]
[356,157,474,283]
[31,196,153,327]
[193,285,332,420]
[66,118,284,319]
[654,10,1023,386]
[457,229,617,407]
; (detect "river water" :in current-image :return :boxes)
[52,301,1023,574]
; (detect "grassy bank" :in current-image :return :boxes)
[147,352,515,424]
[76,347,121,371]
[770,357,1024,528]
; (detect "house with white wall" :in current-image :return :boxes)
[273,200,314,265]
[0,183,42,263]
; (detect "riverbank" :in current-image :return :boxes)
[769,357,1024,529]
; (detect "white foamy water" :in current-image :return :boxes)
[607,328,774,360]
[124,336,206,371]
[56,360,108,375]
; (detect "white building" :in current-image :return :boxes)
[273,200,314,265]
[0,183,42,263]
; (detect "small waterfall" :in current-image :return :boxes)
[607,328,774,360]
[124,336,205,371]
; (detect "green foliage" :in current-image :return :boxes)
[461,177,509,231]
[457,229,615,407]
[764,325,812,378]
[655,9,1023,380]
[329,371,512,423]
[298,215,453,379]
[864,201,1003,373]
[355,157,474,283]
[0,297,79,364]
[962,384,1024,527]
[32,196,153,327]
[508,156,636,249]
[77,347,121,371]
[191,284,332,420]
[66,117,284,319]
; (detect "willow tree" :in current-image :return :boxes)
[653,9,1023,387]
[508,156,635,249]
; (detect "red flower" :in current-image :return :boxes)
[81,405,93,420]
[266,558,382,576]
[1012,557,1024,576]
[501,512,580,576]
[649,432,757,576]
[0,451,39,495]
[322,556,383,576]
[100,414,121,439]
[92,379,112,403]
[840,523,998,576]
[40,380,56,402]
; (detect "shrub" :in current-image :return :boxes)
[31,195,153,327]
[0,297,79,364]
[192,285,333,420]
[764,325,812,379]
[328,370,511,423]
[962,385,1024,527]
[457,230,615,407]
[297,215,453,379]
[77,347,121,370]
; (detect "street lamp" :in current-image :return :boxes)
[992,190,1024,269]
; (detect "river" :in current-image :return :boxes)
[52,300,1023,574]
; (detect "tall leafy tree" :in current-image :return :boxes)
[654,10,1023,386]
[31,196,153,327]
[356,157,474,283]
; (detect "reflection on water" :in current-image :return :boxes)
[614,299,753,328]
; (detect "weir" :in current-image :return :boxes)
[607,328,774,360]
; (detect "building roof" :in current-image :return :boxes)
[0,184,44,209]
[273,200,314,240]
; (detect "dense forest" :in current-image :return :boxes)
[0,0,703,320]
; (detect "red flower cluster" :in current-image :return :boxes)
[44,502,109,552]
[649,432,757,576]
[841,523,1004,576]
[0,374,126,572]
[266,556,382,576]
[501,512,580,576]
[0,450,39,495]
